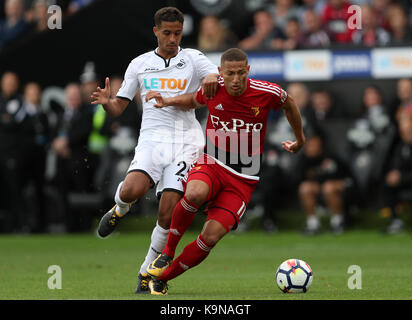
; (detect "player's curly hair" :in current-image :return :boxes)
[154,7,184,27]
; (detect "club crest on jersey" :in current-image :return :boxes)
[176,59,186,69]
[251,106,260,117]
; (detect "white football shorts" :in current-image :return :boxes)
[127,140,202,197]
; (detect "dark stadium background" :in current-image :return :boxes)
[0,0,411,234]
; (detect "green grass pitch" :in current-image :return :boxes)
[1,230,412,300]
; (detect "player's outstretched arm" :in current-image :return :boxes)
[145,90,203,110]
[280,95,305,154]
[91,77,129,117]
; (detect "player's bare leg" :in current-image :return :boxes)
[322,180,345,234]
[149,219,228,295]
[135,191,181,293]
[97,171,152,238]
[299,181,321,234]
[147,179,209,277]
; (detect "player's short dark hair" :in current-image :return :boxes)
[220,48,248,65]
[154,7,184,27]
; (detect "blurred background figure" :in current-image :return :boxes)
[267,0,299,33]
[307,89,347,129]
[0,0,29,50]
[297,0,327,20]
[300,9,330,48]
[238,9,282,51]
[381,107,412,234]
[21,81,50,233]
[94,75,141,205]
[28,0,50,33]
[0,71,27,232]
[387,3,412,45]
[197,15,237,52]
[321,0,355,44]
[351,5,390,47]
[274,17,304,50]
[344,85,395,208]
[67,0,96,15]
[370,0,391,31]
[51,82,94,231]
[395,78,412,116]
[297,133,352,235]
[256,82,313,233]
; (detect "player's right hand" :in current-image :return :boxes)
[91,77,111,105]
[145,90,167,108]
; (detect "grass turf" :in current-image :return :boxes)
[0,230,411,300]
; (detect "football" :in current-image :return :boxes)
[276,259,313,293]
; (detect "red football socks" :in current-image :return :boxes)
[163,197,199,258]
[159,234,214,282]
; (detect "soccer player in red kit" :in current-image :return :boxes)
[144,48,305,295]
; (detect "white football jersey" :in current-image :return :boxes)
[117,47,218,146]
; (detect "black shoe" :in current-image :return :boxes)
[97,206,123,238]
[146,253,173,278]
[135,273,150,294]
[148,278,168,295]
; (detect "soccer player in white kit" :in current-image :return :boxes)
[90,7,219,293]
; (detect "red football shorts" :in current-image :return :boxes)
[182,155,258,232]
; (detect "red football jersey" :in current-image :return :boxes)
[195,77,288,177]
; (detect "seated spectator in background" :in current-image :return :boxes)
[307,89,347,128]
[359,85,391,133]
[238,9,283,51]
[301,9,331,48]
[52,83,94,231]
[371,0,391,31]
[396,78,412,115]
[0,0,29,50]
[297,133,351,235]
[257,82,315,232]
[267,0,300,33]
[28,0,50,33]
[197,15,237,52]
[387,3,412,45]
[272,17,303,50]
[297,0,327,20]
[351,5,390,47]
[322,0,354,44]
[287,82,317,132]
[381,107,412,234]
[345,85,394,200]
[22,82,50,233]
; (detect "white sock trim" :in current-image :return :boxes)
[139,222,169,274]
[114,181,128,207]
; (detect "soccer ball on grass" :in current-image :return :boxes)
[276,258,313,293]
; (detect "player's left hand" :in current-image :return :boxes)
[145,90,167,108]
[281,140,304,154]
[201,73,219,99]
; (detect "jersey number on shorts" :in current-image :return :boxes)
[175,161,187,177]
